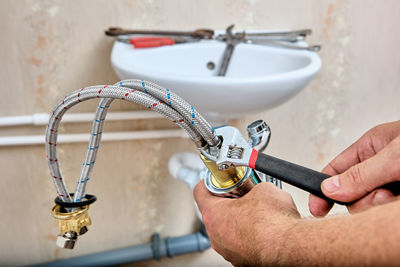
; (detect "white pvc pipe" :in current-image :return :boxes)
[0,111,163,127]
[0,129,187,146]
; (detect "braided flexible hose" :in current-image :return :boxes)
[72,80,216,201]
[118,80,219,146]
[46,81,215,205]
[72,80,219,202]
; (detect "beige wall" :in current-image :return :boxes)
[0,0,399,266]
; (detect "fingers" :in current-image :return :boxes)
[193,180,226,213]
[322,142,362,176]
[309,131,376,215]
[321,137,400,203]
[320,121,400,177]
[307,156,348,217]
[309,120,400,216]
[308,165,337,217]
[347,188,395,213]
[308,194,333,217]
[373,121,400,143]
[307,184,395,216]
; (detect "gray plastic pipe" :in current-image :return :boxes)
[33,232,210,267]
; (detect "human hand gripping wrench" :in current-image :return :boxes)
[200,124,400,204]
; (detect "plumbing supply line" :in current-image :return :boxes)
[0,111,163,127]
[71,80,218,204]
[47,87,196,204]
[115,80,218,146]
[0,129,187,146]
[34,232,211,267]
[46,80,217,205]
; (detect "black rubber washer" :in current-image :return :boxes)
[55,193,97,208]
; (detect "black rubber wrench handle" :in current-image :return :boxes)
[248,150,400,205]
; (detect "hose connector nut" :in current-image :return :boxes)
[51,204,92,249]
[56,231,78,249]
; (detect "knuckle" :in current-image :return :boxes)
[368,125,381,136]
[368,123,388,138]
[249,182,276,197]
[255,181,276,191]
[324,162,338,176]
[383,137,400,177]
[346,165,364,187]
[357,131,377,161]
[347,192,375,214]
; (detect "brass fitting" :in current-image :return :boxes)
[52,204,92,249]
[200,154,247,188]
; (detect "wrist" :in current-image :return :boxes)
[255,217,303,265]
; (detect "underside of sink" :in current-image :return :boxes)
[111,37,321,122]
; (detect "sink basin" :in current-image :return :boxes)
[111,36,321,123]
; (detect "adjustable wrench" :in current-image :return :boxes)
[202,126,400,204]
[217,25,245,76]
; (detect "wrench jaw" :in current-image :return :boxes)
[226,24,246,41]
[200,126,260,197]
[214,126,253,169]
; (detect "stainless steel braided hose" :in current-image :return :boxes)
[46,80,217,206]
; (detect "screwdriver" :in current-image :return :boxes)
[116,36,197,48]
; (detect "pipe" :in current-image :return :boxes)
[168,152,205,190]
[33,232,210,267]
[0,129,187,146]
[0,111,163,127]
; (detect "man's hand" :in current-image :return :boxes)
[194,182,300,266]
[309,121,400,216]
[193,121,400,265]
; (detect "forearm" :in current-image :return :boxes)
[273,199,400,266]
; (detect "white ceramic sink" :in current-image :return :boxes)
[111,37,321,123]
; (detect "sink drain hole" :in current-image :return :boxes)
[206,61,216,70]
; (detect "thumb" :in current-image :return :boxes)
[321,138,400,202]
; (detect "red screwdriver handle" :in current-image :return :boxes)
[130,37,175,48]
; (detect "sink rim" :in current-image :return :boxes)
[111,41,322,85]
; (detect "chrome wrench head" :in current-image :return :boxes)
[217,25,246,76]
[226,24,245,43]
[201,126,252,169]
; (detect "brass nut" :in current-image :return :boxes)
[52,204,92,249]
[200,154,246,188]
[56,231,77,249]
